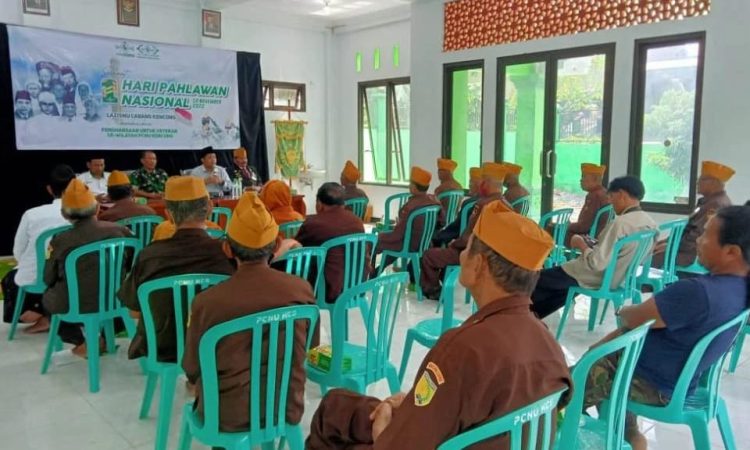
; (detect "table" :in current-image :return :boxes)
[146,194,306,219]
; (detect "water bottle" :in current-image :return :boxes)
[232,178,242,198]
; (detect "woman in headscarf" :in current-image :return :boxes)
[259,180,303,225]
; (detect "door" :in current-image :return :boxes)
[496,45,614,221]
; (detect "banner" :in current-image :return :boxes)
[8,26,240,150]
[274,120,306,178]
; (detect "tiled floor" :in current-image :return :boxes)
[1,289,748,449]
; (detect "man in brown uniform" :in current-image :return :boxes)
[118,176,234,362]
[501,162,530,210]
[42,179,132,357]
[295,182,365,302]
[564,163,610,247]
[98,170,157,222]
[375,167,442,273]
[307,201,572,450]
[183,191,315,432]
[434,158,463,215]
[652,160,734,269]
[341,160,368,202]
[420,162,507,299]
[432,167,482,247]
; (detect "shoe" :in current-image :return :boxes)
[424,290,441,301]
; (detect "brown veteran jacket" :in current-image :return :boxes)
[377,193,443,253]
[295,206,365,302]
[503,184,530,211]
[98,198,157,222]
[435,179,464,213]
[677,190,732,265]
[42,217,133,315]
[343,184,369,202]
[565,185,610,245]
[183,262,315,432]
[373,295,572,449]
[118,228,235,362]
[449,192,505,252]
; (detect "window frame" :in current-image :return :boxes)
[262,80,306,112]
[357,77,411,186]
[627,32,706,214]
[442,60,485,161]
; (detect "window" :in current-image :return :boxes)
[262,81,306,112]
[629,33,705,213]
[443,61,483,188]
[358,78,410,185]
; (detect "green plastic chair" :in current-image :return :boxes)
[728,323,750,373]
[137,274,229,450]
[399,266,463,384]
[590,204,616,238]
[378,205,441,301]
[178,305,319,450]
[636,219,688,293]
[380,192,411,232]
[539,208,574,268]
[437,190,465,225]
[40,237,142,393]
[210,206,232,230]
[438,389,568,450]
[556,229,657,341]
[274,246,327,296]
[628,310,750,450]
[206,228,225,240]
[306,272,407,395]
[556,322,652,450]
[279,220,304,239]
[117,214,164,248]
[676,258,709,276]
[458,198,479,235]
[7,223,72,341]
[344,197,368,221]
[511,195,531,217]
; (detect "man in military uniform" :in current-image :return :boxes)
[118,176,234,362]
[130,151,169,200]
[230,147,261,189]
[340,160,368,202]
[652,160,734,269]
[432,167,481,247]
[183,191,315,432]
[98,171,156,222]
[307,201,572,449]
[434,158,463,217]
[501,162,530,210]
[564,163,610,246]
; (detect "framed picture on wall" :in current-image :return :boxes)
[116,0,140,27]
[23,0,50,16]
[202,9,222,39]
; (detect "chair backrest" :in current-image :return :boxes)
[539,208,574,266]
[511,195,531,217]
[332,273,408,385]
[382,192,411,231]
[30,224,72,290]
[640,219,688,285]
[136,273,230,367]
[206,228,225,240]
[440,266,462,333]
[599,229,658,291]
[437,190,465,224]
[589,204,615,239]
[117,215,164,248]
[274,247,327,296]
[210,207,232,230]
[344,197,369,221]
[437,389,568,450]
[63,237,142,317]
[279,220,303,239]
[399,205,442,255]
[196,305,319,437]
[658,310,750,419]
[559,322,652,450]
[459,198,479,235]
[321,233,377,297]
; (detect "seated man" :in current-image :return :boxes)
[97,171,156,222]
[564,163,610,246]
[118,176,234,362]
[434,158,463,216]
[3,165,75,332]
[307,201,572,449]
[531,176,657,318]
[501,163,530,210]
[189,146,232,198]
[295,182,365,302]
[230,147,262,189]
[41,179,132,357]
[77,157,110,200]
[432,166,481,247]
[130,151,169,200]
[583,205,750,450]
[341,160,368,202]
[376,167,442,272]
[420,163,507,299]
[652,160,734,269]
[182,191,315,432]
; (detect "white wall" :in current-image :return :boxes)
[410,0,750,209]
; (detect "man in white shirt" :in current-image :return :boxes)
[77,157,110,199]
[189,146,232,197]
[531,175,657,318]
[2,165,75,332]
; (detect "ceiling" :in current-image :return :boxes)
[206,0,413,21]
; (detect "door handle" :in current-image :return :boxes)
[550,151,557,177]
[544,149,553,178]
